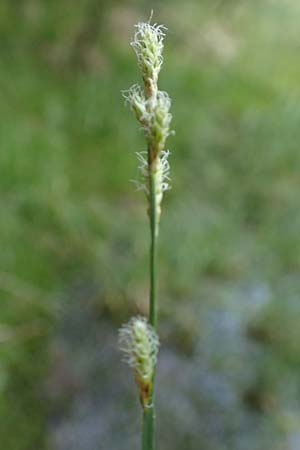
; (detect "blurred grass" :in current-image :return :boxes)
[1,0,300,448]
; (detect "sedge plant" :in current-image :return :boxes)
[118,18,173,450]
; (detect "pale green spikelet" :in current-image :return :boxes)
[148,91,172,158]
[152,150,171,226]
[119,316,160,407]
[131,22,167,97]
[122,88,172,157]
[122,84,147,126]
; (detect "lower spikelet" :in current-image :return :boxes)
[119,316,159,408]
[118,316,159,383]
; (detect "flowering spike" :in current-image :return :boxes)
[122,20,173,226]
[119,316,159,407]
[131,22,167,97]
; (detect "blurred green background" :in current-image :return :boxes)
[1,0,300,449]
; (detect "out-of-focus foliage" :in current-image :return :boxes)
[1,0,300,449]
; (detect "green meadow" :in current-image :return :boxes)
[1,1,300,448]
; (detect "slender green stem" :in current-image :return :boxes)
[142,405,155,450]
[149,168,158,328]
[141,164,159,450]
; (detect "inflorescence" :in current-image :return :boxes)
[122,20,173,225]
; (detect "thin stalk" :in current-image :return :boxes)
[149,166,158,328]
[141,163,158,450]
[142,404,155,450]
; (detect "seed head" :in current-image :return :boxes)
[132,149,171,222]
[148,91,172,156]
[131,22,167,95]
[118,316,159,384]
